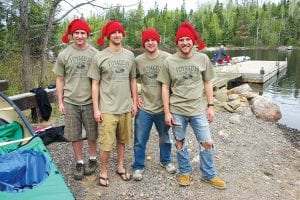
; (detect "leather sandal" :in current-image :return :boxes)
[116,170,132,181]
[98,176,109,187]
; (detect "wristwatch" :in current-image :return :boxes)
[207,103,214,107]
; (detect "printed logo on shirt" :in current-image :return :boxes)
[69,56,92,77]
[176,65,200,86]
[77,63,86,69]
[142,65,160,87]
[109,59,131,81]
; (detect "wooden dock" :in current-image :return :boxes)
[212,73,241,90]
[214,60,288,84]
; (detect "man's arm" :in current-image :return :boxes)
[130,78,138,117]
[56,76,65,115]
[162,83,174,126]
[91,79,103,123]
[204,80,215,123]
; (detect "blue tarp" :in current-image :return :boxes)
[0,149,51,192]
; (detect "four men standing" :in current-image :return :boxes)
[53,19,225,189]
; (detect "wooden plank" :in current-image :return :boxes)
[0,80,8,91]
[11,93,38,111]
[9,88,56,111]
[9,88,56,122]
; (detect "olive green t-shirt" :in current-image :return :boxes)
[157,52,215,116]
[52,45,99,105]
[136,50,170,114]
[87,47,136,114]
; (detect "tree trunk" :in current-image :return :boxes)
[19,0,32,91]
[39,0,61,87]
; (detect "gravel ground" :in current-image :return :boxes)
[47,111,300,200]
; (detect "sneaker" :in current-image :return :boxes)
[201,177,227,190]
[74,163,84,180]
[160,162,177,174]
[177,174,192,186]
[132,169,144,181]
[84,159,97,175]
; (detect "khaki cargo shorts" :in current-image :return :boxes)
[98,112,132,151]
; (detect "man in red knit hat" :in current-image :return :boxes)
[131,28,176,181]
[88,20,137,186]
[157,22,226,189]
[52,19,99,180]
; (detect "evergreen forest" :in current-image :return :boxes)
[0,0,299,94]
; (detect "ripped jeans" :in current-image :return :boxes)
[172,113,216,180]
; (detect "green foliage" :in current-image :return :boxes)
[105,6,124,21]
[0,2,5,29]
[124,3,144,48]
[209,13,223,45]
[28,1,48,56]
[0,0,300,94]
[25,1,300,50]
[0,55,23,95]
[0,1,20,59]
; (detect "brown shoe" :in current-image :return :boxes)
[177,174,192,186]
[201,177,227,190]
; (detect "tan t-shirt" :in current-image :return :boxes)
[88,47,136,114]
[136,50,170,114]
[52,45,99,105]
[157,52,215,116]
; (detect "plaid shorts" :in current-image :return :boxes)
[99,112,132,151]
[63,102,98,142]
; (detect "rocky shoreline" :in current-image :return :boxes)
[278,124,300,150]
[47,110,300,200]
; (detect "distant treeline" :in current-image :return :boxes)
[54,0,299,51]
[0,0,299,94]
[0,0,299,58]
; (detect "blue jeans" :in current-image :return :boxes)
[132,109,172,170]
[172,114,216,180]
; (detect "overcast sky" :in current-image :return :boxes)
[59,0,280,19]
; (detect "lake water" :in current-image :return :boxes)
[133,48,299,130]
[209,49,300,130]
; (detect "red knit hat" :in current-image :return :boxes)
[141,28,160,47]
[175,22,206,50]
[97,20,125,46]
[61,19,91,43]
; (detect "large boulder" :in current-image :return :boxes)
[228,94,240,101]
[227,99,241,110]
[240,91,259,100]
[229,83,253,94]
[251,96,282,122]
[214,87,228,102]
